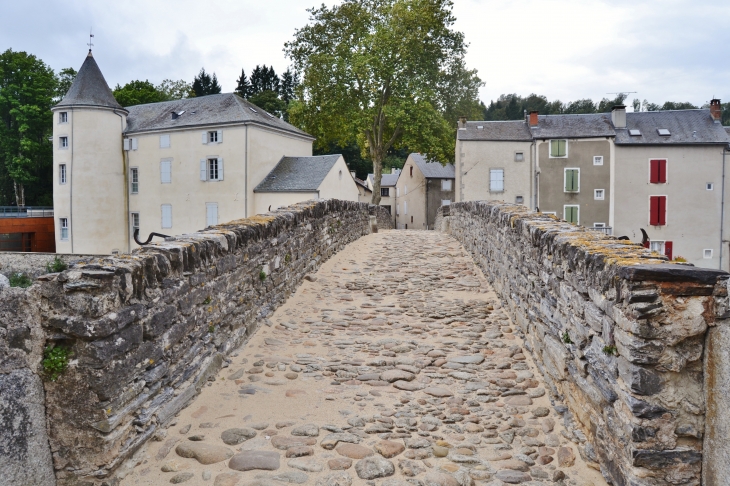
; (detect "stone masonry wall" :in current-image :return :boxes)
[0,200,392,485]
[438,201,728,486]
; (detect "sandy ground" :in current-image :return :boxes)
[119,230,608,486]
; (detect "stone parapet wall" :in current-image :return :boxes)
[0,200,391,485]
[438,201,729,486]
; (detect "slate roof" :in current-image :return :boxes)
[410,153,455,178]
[532,113,615,139]
[254,155,342,192]
[457,120,532,141]
[355,178,372,192]
[55,51,124,111]
[367,171,401,187]
[726,126,730,137]
[615,110,730,145]
[124,93,312,138]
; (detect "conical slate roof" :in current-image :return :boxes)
[56,51,125,111]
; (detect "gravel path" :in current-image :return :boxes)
[120,230,607,486]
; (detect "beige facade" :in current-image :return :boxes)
[536,138,611,227]
[366,169,400,225]
[395,154,455,230]
[613,145,730,269]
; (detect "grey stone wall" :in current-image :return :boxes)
[0,200,391,485]
[438,201,729,486]
[0,253,99,279]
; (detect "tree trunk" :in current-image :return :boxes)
[370,150,384,205]
[13,181,25,207]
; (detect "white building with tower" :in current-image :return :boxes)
[52,51,358,255]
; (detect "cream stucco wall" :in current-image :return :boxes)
[456,139,533,207]
[395,157,427,230]
[613,144,730,270]
[357,184,372,203]
[316,157,361,202]
[254,192,319,213]
[365,175,397,225]
[52,106,128,254]
[126,124,311,251]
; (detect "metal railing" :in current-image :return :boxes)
[0,206,54,218]
[590,226,613,235]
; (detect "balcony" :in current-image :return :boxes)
[0,206,54,218]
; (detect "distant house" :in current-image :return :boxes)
[353,175,373,203]
[395,154,455,230]
[254,155,359,211]
[366,169,401,225]
[52,51,315,255]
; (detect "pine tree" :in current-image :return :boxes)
[235,69,252,98]
[280,68,297,104]
[192,68,222,97]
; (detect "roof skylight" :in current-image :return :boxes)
[657,128,671,136]
[249,107,258,113]
[629,129,641,136]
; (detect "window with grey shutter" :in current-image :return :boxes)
[161,204,172,229]
[159,134,170,148]
[200,160,207,181]
[564,169,579,192]
[160,160,172,184]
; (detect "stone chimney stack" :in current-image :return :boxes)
[710,99,722,123]
[529,111,539,127]
[611,105,627,129]
[458,116,467,129]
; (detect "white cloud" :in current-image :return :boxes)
[1,0,728,106]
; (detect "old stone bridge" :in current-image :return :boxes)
[1,201,728,486]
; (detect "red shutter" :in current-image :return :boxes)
[650,196,660,225]
[658,159,667,183]
[665,241,673,260]
[650,160,659,183]
[658,196,666,225]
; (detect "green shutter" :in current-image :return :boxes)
[551,140,567,157]
[565,206,578,224]
[565,169,579,192]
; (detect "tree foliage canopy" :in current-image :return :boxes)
[192,68,221,97]
[0,49,56,206]
[285,0,482,204]
[113,79,193,107]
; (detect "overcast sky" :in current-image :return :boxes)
[2,0,728,109]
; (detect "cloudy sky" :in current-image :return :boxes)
[3,0,728,109]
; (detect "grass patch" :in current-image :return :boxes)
[9,273,32,288]
[46,256,68,273]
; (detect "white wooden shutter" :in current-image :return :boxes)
[131,138,138,150]
[160,160,172,183]
[123,139,130,151]
[206,203,218,226]
[217,130,222,143]
[161,204,172,228]
[200,160,207,181]
[202,132,208,144]
[217,158,224,181]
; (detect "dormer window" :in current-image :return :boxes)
[657,128,671,136]
[629,129,641,136]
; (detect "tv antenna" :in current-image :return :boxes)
[607,91,637,99]
[87,28,94,52]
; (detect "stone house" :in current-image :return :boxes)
[253,155,360,211]
[52,51,315,255]
[395,153,455,230]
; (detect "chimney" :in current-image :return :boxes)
[458,116,467,129]
[529,111,539,127]
[611,105,626,129]
[350,171,356,179]
[710,99,722,123]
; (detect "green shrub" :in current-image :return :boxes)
[202,296,212,305]
[208,324,216,333]
[9,273,32,288]
[46,256,68,273]
[43,345,71,381]
[561,331,573,344]
[259,271,267,281]
[603,345,617,356]
[285,253,291,263]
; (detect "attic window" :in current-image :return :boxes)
[657,128,671,136]
[477,125,484,130]
[249,107,258,113]
[629,129,641,136]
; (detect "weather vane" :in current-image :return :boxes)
[88,28,94,52]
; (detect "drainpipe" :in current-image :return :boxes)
[69,108,74,253]
[721,146,728,271]
[245,125,249,217]
[531,141,537,210]
[113,110,129,253]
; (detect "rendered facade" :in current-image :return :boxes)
[395,153,455,230]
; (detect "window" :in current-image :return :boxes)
[123,138,138,151]
[59,164,67,185]
[564,205,579,224]
[593,156,604,166]
[208,131,218,143]
[490,169,504,192]
[396,187,400,197]
[59,218,69,240]
[594,223,606,228]
[564,168,580,192]
[59,112,68,123]
[442,180,452,191]
[594,189,604,200]
[161,204,172,229]
[201,158,224,181]
[550,139,567,157]
[543,211,557,216]
[404,185,408,195]
[381,187,390,197]
[159,134,170,148]
[515,152,524,162]
[707,183,714,191]
[411,216,413,223]
[650,159,667,183]
[59,136,68,149]
[410,166,413,177]
[404,201,408,215]
[131,212,140,232]
[650,241,665,253]
[130,167,139,194]
[160,160,172,184]
[206,203,218,226]
[629,129,641,136]
[441,199,451,206]
[515,196,524,204]
[704,249,713,259]
[649,196,667,226]
[657,128,671,136]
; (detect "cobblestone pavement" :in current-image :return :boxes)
[120,231,607,486]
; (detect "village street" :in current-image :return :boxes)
[119,231,607,486]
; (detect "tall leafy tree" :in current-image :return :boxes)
[0,49,56,206]
[158,79,194,99]
[113,80,168,107]
[235,69,252,98]
[56,67,77,102]
[285,0,481,204]
[192,68,222,96]
[249,90,287,118]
